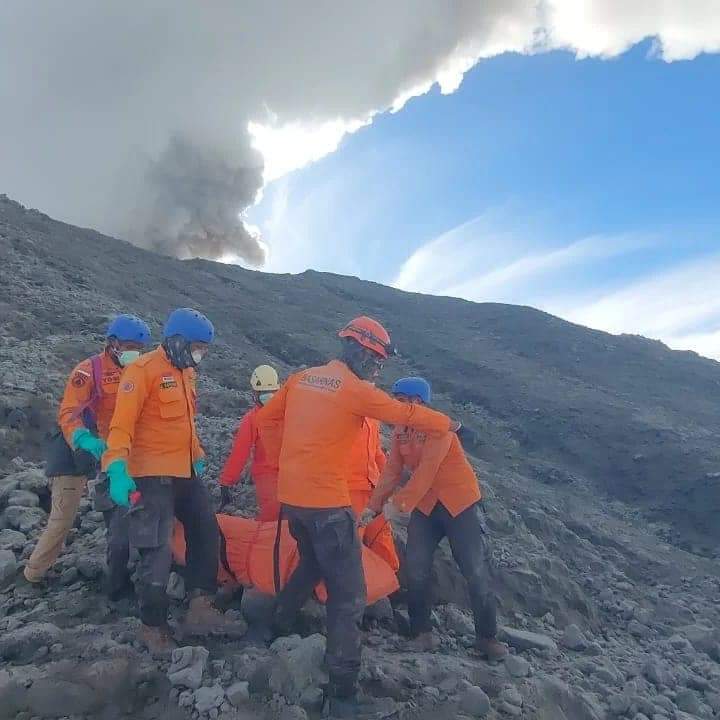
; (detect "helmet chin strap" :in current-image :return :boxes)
[163,336,196,369]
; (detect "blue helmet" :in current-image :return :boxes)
[392,376,431,404]
[106,314,151,344]
[163,308,214,343]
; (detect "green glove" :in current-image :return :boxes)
[193,458,207,477]
[72,428,108,460]
[107,459,137,507]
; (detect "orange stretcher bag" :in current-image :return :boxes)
[172,513,399,605]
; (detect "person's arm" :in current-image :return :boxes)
[102,364,148,470]
[390,433,453,513]
[345,380,452,435]
[368,435,404,512]
[219,413,254,487]
[57,361,93,445]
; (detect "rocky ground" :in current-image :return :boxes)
[2,452,720,720]
[2,195,720,718]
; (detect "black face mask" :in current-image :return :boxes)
[339,339,384,381]
[163,336,195,370]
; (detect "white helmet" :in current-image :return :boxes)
[250,364,280,392]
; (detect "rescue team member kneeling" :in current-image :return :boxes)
[362,377,508,661]
[24,314,150,598]
[102,308,243,655]
[259,317,463,717]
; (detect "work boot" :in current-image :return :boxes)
[140,624,178,658]
[184,593,248,638]
[407,631,441,652]
[474,636,509,661]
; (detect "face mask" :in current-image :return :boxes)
[191,349,205,365]
[118,350,141,367]
[258,392,274,406]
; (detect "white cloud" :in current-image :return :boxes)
[394,215,720,360]
[545,0,720,60]
[561,254,720,342]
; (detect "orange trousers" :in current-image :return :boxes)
[254,473,281,522]
[350,488,400,573]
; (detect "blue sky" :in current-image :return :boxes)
[249,42,720,358]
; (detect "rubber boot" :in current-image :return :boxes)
[184,593,247,638]
[407,631,441,652]
[140,624,178,657]
[474,636,509,661]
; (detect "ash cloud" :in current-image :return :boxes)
[0,1,717,265]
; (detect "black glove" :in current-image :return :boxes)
[455,422,479,450]
[220,486,232,506]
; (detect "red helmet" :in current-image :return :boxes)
[338,316,394,359]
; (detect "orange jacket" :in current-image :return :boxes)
[219,405,281,486]
[369,425,481,517]
[347,418,387,492]
[102,346,204,478]
[258,360,452,509]
[58,352,122,445]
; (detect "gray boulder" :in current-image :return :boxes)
[193,684,225,713]
[0,623,62,663]
[499,627,558,653]
[226,681,250,707]
[1,506,46,533]
[168,646,209,690]
[269,634,328,703]
[0,548,17,586]
[560,624,587,651]
[5,490,39,508]
[0,529,26,551]
[460,685,491,717]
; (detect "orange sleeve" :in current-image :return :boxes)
[391,433,453,513]
[57,361,94,445]
[219,412,254,487]
[369,435,404,512]
[102,363,148,469]
[345,381,451,435]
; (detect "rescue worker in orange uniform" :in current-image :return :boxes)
[362,377,508,661]
[348,418,399,572]
[219,365,282,520]
[102,308,244,655]
[23,314,151,598]
[258,316,465,717]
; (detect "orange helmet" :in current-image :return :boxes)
[338,316,394,359]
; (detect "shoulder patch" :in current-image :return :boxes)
[71,373,88,388]
[121,381,135,393]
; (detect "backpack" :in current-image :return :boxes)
[44,354,104,478]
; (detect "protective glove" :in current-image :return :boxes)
[107,459,136,507]
[72,428,107,461]
[220,486,232,506]
[358,507,378,528]
[193,458,207,477]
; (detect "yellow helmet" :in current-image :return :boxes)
[250,364,280,392]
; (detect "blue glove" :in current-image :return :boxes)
[72,428,107,461]
[107,459,136,507]
[193,458,207,477]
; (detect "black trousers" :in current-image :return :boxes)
[102,507,131,598]
[129,476,219,627]
[275,505,367,697]
[406,501,497,640]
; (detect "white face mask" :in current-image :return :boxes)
[118,350,141,367]
[191,349,205,365]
